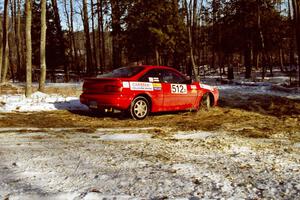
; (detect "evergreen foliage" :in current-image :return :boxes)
[0,0,299,86]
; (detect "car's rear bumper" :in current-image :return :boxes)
[80,93,132,111]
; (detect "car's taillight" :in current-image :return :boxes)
[104,85,123,92]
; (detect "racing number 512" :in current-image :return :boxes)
[171,84,186,94]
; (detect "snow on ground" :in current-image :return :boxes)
[218,84,300,100]
[0,127,299,199]
[174,130,217,140]
[0,91,88,112]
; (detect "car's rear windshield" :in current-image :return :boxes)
[99,66,145,78]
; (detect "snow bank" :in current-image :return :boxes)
[218,84,300,100]
[0,91,88,112]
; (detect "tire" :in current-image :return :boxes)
[130,96,150,120]
[199,93,211,111]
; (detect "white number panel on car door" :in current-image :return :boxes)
[171,84,187,94]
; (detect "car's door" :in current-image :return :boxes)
[161,69,198,111]
[138,69,164,112]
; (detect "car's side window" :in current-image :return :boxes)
[139,69,163,82]
[162,70,186,84]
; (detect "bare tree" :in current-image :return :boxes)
[52,0,68,81]
[39,0,47,92]
[292,0,300,86]
[9,0,16,82]
[184,0,199,81]
[82,0,94,74]
[8,32,15,82]
[0,18,3,84]
[91,0,98,72]
[64,0,80,75]
[25,0,32,97]
[63,0,79,75]
[1,0,9,83]
[16,0,23,81]
[97,0,105,72]
[69,0,79,74]
[257,0,266,80]
[111,0,122,68]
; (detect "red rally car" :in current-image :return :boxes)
[80,65,219,120]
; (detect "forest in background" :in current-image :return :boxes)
[0,0,300,97]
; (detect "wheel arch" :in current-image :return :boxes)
[208,92,215,107]
[132,93,152,111]
[197,91,215,109]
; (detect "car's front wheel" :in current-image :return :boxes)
[130,96,150,120]
[199,93,211,111]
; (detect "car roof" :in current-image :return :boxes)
[140,65,176,70]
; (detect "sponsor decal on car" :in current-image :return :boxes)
[148,77,160,82]
[130,82,154,91]
[122,81,130,88]
[200,83,213,91]
[171,84,187,94]
[153,83,162,91]
[190,85,197,93]
[191,85,197,89]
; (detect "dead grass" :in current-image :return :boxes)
[0,105,299,141]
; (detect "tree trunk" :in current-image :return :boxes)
[155,47,160,66]
[184,0,199,81]
[227,55,234,80]
[8,32,15,82]
[63,0,74,72]
[196,0,204,66]
[100,0,106,70]
[9,0,16,82]
[211,0,218,70]
[1,0,9,83]
[39,0,47,92]
[25,0,32,97]
[91,0,98,73]
[52,0,68,81]
[279,48,284,72]
[111,0,122,69]
[257,0,265,80]
[70,0,79,75]
[292,0,300,87]
[244,44,252,79]
[0,28,2,84]
[16,0,23,81]
[192,0,197,65]
[97,0,104,73]
[82,0,94,74]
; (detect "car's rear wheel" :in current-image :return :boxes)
[199,93,211,111]
[130,96,150,120]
